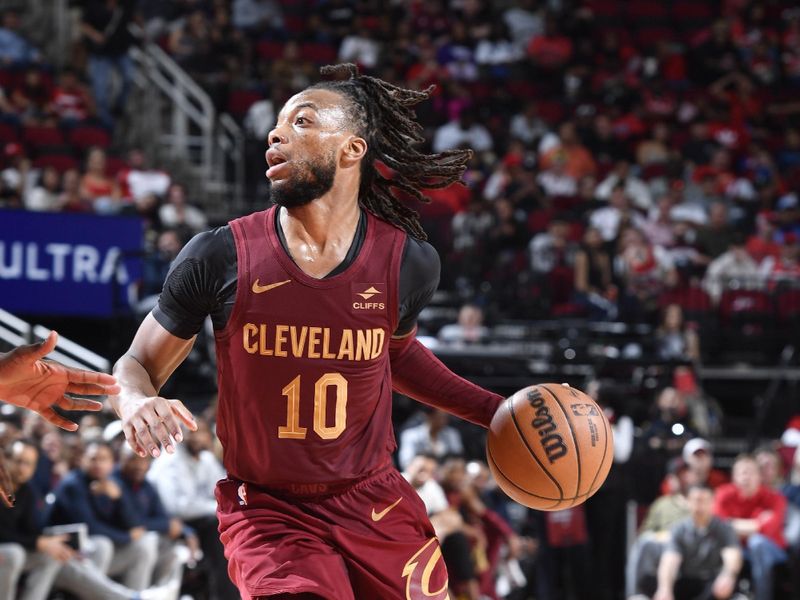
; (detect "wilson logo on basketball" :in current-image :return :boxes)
[527,388,568,464]
[353,284,385,310]
[570,403,599,417]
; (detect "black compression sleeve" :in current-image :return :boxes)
[152,227,237,339]
[396,238,440,336]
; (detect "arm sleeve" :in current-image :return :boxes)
[152,227,236,339]
[390,337,504,428]
[757,492,787,544]
[395,238,441,336]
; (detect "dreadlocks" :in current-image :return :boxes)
[312,63,472,240]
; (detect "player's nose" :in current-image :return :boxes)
[268,128,286,147]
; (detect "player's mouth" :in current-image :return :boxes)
[266,149,290,180]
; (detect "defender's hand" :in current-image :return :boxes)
[120,395,197,458]
[0,331,119,431]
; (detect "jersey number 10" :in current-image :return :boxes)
[278,373,347,440]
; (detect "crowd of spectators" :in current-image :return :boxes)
[4,1,800,599]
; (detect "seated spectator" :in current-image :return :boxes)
[509,101,549,148]
[529,219,576,275]
[50,67,95,125]
[682,438,729,491]
[746,212,781,265]
[147,419,237,599]
[589,185,645,242]
[141,229,184,298]
[438,303,489,346]
[702,233,761,304]
[0,439,177,600]
[338,18,380,70]
[113,445,193,587]
[696,202,738,261]
[0,9,41,64]
[59,168,92,213]
[540,121,597,181]
[755,445,786,490]
[232,0,283,35]
[47,440,160,591]
[398,409,464,470]
[573,226,617,320]
[641,196,676,249]
[760,234,800,290]
[646,484,742,600]
[615,227,678,321]
[403,454,449,519]
[80,147,121,214]
[595,160,653,212]
[714,454,788,600]
[656,304,700,363]
[25,166,61,212]
[626,458,694,598]
[118,149,171,202]
[636,122,673,168]
[536,150,577,197]
[433,107,493,154]
[10,68,53,125]
[158,183,208,234]
[527,15,573,70]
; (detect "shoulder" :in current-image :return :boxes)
[402,237,441,282]
[180,226,235,261]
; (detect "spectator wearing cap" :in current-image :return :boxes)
[648,484,742,600]
[714,454,788,600]
[682,438,728,492]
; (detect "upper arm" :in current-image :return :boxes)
[121,313,196,393]
[395,238,441,337]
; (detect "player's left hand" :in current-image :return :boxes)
[0,331,120,431]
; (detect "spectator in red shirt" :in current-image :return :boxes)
[50,67,94,124]
[747,212,781,264]
[527,15,572,70]
[713,454,788,600]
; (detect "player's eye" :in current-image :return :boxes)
[295,116,308,125]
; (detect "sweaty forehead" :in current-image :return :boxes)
[278,88,354,130]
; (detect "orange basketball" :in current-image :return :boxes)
[487,383,614,511]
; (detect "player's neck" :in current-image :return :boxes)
[280,190,361,277]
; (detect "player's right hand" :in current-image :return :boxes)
[119,395,197,458]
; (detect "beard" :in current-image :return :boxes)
[270,151,337,208]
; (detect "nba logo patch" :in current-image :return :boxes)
[237,483,248,506]
[351,283,386,312]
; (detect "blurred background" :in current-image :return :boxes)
[0,1,800,599]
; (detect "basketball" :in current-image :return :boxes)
[487,383,614,511]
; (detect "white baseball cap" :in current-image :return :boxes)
[682,438,712,462]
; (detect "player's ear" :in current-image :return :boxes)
[340,135,367,167]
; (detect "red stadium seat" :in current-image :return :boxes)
[777,289,800,328]
[626,3,668,23]
[104,155,128,177]
[299,43,337,65]
[635,27,675,48]
[33,153,79,172]
[226,89,264,119]
[0,121,19,144]
[68,125,111,150]
[584,0,623,21]
[719,289,773,321]
[256,40,284,60]
[22,125,65,149]
[671,1,714,25]
[660,287,713,313]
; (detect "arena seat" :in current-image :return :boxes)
[68,125,111,150]
[22,125,65,149]
[33,153,79,172]
[226,89,264,119]
[0,121,19,144]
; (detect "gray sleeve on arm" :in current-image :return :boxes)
[152,227,235,339]
[395,238,441,336]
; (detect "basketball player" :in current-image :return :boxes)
[0,331,120,506]
[110,64,504,600]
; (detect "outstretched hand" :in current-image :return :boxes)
[0,331,120,431]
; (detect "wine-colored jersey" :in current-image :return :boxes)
[215,206,407,491]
